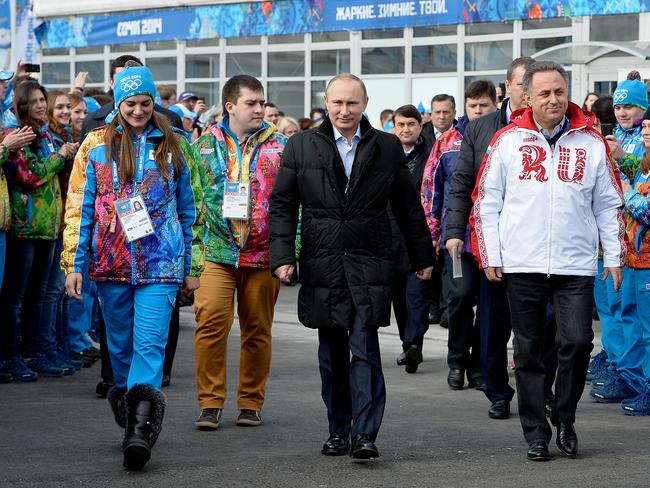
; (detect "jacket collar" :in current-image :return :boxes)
[510,101,592,133]
[219,116,275,147]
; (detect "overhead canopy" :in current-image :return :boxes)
[533,41,650,65]
[32,0,250,18]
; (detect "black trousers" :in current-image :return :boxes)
[318,314,386,440]
[444,252,480,373]
[504,273,594,444]
[100,299,180,381]
[391,271,432,352]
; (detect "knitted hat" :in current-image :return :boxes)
[169,103,197,120]
[613,79,649,110]
[113,66,156,109]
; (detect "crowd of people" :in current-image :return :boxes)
[0,51,648,470]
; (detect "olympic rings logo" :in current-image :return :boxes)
[613,90,629,104]
[120,77,143,92]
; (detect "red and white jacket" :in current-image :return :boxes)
[470,102,626,276]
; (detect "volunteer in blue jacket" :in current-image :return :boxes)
[61,66,205,470]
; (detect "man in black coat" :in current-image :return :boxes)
[80,55,182,141]
[269,74,434,460]
[445,56,535,420]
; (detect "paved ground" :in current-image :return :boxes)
[1,285,649,487]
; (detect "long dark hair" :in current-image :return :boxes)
[13,80,47,152]
[104,110,185,183]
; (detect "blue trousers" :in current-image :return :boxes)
[617,268,650,394]
[0,231,6,290]
[479,274,515,403]
[96,282,177,389]
[0,238,54,360]
[318,315,386,440]
[594,259,624,369]
[66,261,97,353]
[40,238,66,357]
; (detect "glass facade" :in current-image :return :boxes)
[39,13,647,123]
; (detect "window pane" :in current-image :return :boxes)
[362,47,404,74]
[465,21,513,35]
[590,14,638,42]
[311,50,350,76]
[76,46,103,54]
[521,36,572,57]
[226,36,260,45]
[465,41,512,71]
[186,54,220,79]
[75,61,104,85]
[42,63,69,85]
[362,28,403,40]
[523,17,571,30]
[187,38,219,47]
[413,25,457,37]
[594,81,617,96]
[146,40,176,51]
[311,80,327,113]
[42,48,69,55]
[111,43,140,53]
[269,34,304,44]
[267,81,304,119]
[184,82,220,107]
[268,52,305,77]
[146,57,177,81]
[312,31,349,42]
[226,52,261,77]
[412,44,457,73]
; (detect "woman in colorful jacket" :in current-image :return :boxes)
[45,90,82,374]
[0,80,76,382]
[596,109,650,415]
[61,66,205,470]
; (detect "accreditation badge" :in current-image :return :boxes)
[114,195,155,242]
[222,181,249,220]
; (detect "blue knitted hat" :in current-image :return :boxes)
[613,79,648,110]
[113,66,156,109]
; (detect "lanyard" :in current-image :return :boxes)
[210,125,261,180]
[112,133,148,192]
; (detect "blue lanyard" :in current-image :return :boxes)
[112,134,148,192]
[212,127,261,179]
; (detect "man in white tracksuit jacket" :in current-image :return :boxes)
[470,61,626,462]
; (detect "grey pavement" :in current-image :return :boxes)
[1,285,649,487]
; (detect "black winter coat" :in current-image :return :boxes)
[390,135,433,272]
[445,99,510,242]
[269,117,434,330]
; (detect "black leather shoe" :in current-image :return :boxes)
[527,440,551,461]
[96,380,114,398]
[467,373,485,391]
[447,368,464,390]
[488,399,510,419]
[405,345,423,374]
[321,433,350,456]
[556,423,578,458]
[396,351,407,366]
[350,434,379,459]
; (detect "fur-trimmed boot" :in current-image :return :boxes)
[122,384,166,470]
[107,387,127,428]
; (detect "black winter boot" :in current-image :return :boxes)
[122,384,166,470]
[107,387,127,428]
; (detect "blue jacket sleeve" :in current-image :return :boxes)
[625,189,650,226]
[431,155,446,223]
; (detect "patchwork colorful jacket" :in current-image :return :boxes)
[0,146,10,231]
[3,125,65,240]
[193,118,287,268]
[614,123,644,182]
[61,125,205,284]
[623,171,650,269]
[422,117,469,250]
